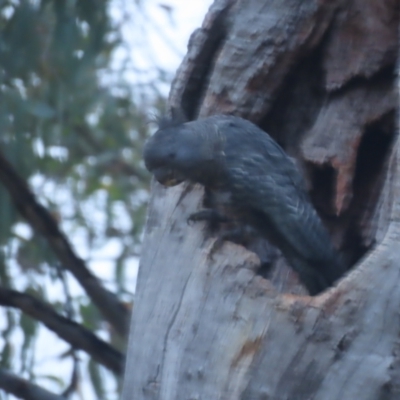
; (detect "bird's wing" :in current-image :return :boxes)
[228,152,334,264]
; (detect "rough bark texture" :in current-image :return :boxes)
[122,0,400,398]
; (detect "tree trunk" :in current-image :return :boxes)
[122,0,400,398]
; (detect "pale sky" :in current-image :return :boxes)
[108,0,213,89]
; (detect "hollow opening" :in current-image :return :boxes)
[341,110,396,266]
[254,50,396,295]
[308,164,337,217]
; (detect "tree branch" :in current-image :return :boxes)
[0,150,129,336]
[0,287,123,374]
[0,369,66,400]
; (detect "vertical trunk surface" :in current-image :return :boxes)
[122,0,400,398]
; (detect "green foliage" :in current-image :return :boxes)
[0,0,168,398]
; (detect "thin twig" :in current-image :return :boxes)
[0,287,124,374]
[0,369,66,400]
[0,150,129,336]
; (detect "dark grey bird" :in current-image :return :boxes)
[143,114,345,295]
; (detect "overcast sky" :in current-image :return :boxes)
[108,0,213,89]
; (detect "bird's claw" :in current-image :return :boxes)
[187,209,230,227]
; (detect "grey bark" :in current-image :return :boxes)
[122,0,400,398]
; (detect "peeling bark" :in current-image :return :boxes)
[322,0,398,90]
[301,75,395,215]
[122,0,400,398]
